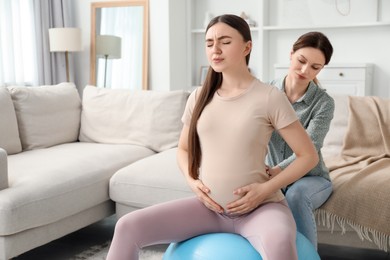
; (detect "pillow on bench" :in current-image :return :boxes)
[79,85,190,152]
[321,94,349,159]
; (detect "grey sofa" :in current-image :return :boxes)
[0,83,189,260]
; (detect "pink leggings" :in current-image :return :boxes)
[106,197,297,260]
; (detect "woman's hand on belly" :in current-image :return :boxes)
[225,182,271,215]
[187,178,224,214]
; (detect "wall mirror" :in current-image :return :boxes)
[90,0,148,89]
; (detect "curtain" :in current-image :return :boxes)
[0,0,38,86]
[33,0,74,85]
[0,0,73,87]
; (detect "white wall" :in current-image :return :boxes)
[73,0,390,97]
[72,0,98,94]
[267,27,390,97]
[266,0,390,98]
[147,0,170,91]
[148,0,187,91]
[167,0,187,91]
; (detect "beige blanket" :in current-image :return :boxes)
[316,96,390,251]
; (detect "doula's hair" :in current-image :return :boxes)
[292,31,333,85]
[293,31,333,65]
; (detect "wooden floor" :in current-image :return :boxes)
[13,215,390,260]
[319,244,389,260]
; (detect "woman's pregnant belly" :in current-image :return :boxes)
[201,168,261,210]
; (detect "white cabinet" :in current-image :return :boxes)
[274,64,374,96]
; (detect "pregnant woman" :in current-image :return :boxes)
[106,14,319,260]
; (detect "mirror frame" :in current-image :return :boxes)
[90,0,149,90]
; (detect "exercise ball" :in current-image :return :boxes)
[163,232,320,260]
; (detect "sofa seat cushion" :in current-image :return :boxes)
[0,142,155,235]
[110,148,193,209]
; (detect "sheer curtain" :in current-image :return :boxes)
[0,0,38,86]
[0,0,73,87]
[33,0,73,85]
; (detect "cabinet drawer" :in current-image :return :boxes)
[318,68,366,81]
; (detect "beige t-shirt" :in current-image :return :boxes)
[182,79,298,209]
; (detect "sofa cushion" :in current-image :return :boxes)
[110,148,193,208]
[8,83,81,151]
[321,94,349,158]
[0,88,22,155]
[79,86,190,152]
[0,142,155,235]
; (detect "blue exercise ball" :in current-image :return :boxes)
[163,232,320,260]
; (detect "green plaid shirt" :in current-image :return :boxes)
[266,77,335,180]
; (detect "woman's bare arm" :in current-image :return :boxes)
[177,125,223,213]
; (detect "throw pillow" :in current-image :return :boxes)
[321,94,349,158]
[9,83,81,150]
[79,85,190,152]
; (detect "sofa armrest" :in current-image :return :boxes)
[0,147,8,190]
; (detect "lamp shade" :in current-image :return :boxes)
[96,35,122,59]
[49,28,82,52]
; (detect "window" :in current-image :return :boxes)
[0,0,38,87]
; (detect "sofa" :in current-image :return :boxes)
[109,92,390,252]
[0,83,189,260]
[1,83,388,259]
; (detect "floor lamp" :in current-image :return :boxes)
[49,28,82,82]
[96,35,122,88]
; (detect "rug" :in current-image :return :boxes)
[71,241,167,260]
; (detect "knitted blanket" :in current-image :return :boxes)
[316,96,390,251]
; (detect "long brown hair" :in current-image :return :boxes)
[292,31,333,85]
[188,14,252,179]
